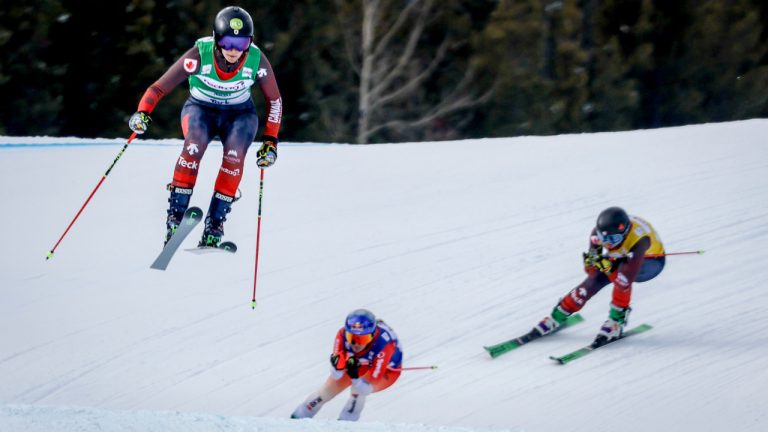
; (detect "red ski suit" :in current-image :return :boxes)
[328,326,402,394]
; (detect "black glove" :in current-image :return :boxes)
[330,353,345,370]
[345,356,360,379]
[128,111,152,134]
[256,138,277,168]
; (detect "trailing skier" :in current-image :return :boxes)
[534,207,666,347]
[291,309,403,421]
[128,6,283,248]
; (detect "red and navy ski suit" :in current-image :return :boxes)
[292,321,402,421]
[135,43,282,197]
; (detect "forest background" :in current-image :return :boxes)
[1,0,767,144]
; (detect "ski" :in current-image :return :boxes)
[549,323,653,365]
[185,240,238,254]
[484,313,585,359]
[150,206,203,270]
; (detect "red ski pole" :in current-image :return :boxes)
[251,168,266,309]
[46,132,138,260]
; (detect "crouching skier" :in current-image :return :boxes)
[533,206,666,347]
[291,309,403,421]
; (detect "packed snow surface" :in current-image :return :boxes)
[2,119,767,432]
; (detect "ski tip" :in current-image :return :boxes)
[549,356,565,365]
[185,206,204,220]
[484,348,505,359]
[219,241,238,253]
[150,260,169,271]
[633,323,653,331]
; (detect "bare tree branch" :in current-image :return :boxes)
[363,68,497,141]
[371,0,421,59]
[356,0,380,143]
[346,0,487,143]
[334,0,362,77]
[370,38,451,111]
[370,0,435,100]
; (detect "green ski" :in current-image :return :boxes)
[484,314,585,359]
[549,323,653,365]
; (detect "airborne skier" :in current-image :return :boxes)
[129,6,283,248]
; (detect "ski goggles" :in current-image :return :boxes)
[217,35,251,51]
[596,230,625,247]
[345,331,374,346]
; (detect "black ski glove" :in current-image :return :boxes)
[345,357,360,379]
[330,353,345,371]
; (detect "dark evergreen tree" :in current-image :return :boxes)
[0,1,67,135]
[0,0,766,140]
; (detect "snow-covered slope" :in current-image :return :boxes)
[2,119,767,432]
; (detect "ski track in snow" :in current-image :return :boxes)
[2,120,768,432]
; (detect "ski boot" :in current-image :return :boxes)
[534,305,571,336]
[199,192,235,247]
[593,303,631,347]
[165,184,193,245]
